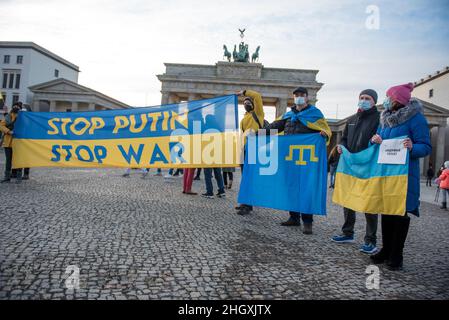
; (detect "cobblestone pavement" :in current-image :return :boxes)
[1,166,448,300]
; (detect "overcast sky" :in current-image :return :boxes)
[1,0,448,120]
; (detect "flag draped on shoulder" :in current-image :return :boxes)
[282,105,332,145]
[332,142,409,216]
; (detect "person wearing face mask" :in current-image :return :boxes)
[331,89,380,254]
[266,87,332,234]
[235,89,265,215]
[0,102,23,183]
[370,83,431,271]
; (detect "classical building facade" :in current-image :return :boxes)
[158,61,449,176]
[29,78,130,112]
[0,41,80,107]
[157,61,323,118]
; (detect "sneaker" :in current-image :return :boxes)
[122,173,130,178]
[331,235,355,243]
[201,193,214,199]
[360,243,378,254]
[216,191,226,198]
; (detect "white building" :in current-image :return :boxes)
[413,66,449,108]
[0,41,80,107]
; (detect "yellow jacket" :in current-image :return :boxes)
[240,90,265,135]
[0,112,16,148]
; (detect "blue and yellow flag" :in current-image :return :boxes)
[332,142,409,216]
[282,105,332,145]
[237,133,328,215]
[12,95,240,169]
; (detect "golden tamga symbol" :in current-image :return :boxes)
[285,145,319,165]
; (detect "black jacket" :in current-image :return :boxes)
[267,105,319,135]
[340,107,380,153]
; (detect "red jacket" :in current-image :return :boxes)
[439,169,449,189]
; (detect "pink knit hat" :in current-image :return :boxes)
[386,83,414,106]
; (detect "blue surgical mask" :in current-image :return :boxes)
[294,96,306,106]
[358,100,372,111]
[383,97,392,110]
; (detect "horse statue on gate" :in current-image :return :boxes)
[251,46,260,63]
[223,45,232,62]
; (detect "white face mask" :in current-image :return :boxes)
[294,96,306,106]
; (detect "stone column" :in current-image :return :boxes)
[32,100,40,112]
[49,100,56,112]
[161,92,169,105]
[436,124,446,172]
[168,93,178,104]
[88,103,95,111]
[275,97,288,118]
[188,93,199,101]
[71,102,79,112]
[336,131,342,144]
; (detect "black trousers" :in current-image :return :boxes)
[380,214,410,265]
[3,147,29,179]
[223,172,233,185]
[239,163,252,210]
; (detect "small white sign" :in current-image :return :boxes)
[378,138,407,165]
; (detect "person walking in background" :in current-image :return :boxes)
[438,161,449,210]
[1,103,22,183]
[426,164,434,187]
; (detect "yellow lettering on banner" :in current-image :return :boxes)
[48,118,60,135]
[89,117,105,134]
[60,118,72,135]
[148,112,162,131]
[170,110,189,129]
[113,116,130,134]
[70,118,91,135]
[162,111,170,131]
[129,114,148,133]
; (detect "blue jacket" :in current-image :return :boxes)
[376,99,431,216]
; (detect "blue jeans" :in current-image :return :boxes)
[204,168,225,195]
[289,211,313,224]
[329,164,337,187]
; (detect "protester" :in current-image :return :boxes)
[328,146,339,189]
[370,83,431,271]
[266,87,331,234]
[235,89,265,215]
[202,168,226,199]
[123,168,149,178]
[426,164,434,187]
[222,167,235,189]
[438,161,449,210]
[0,103,22,183]
[193,168,202,180]
[182,168,197,195]
[331,89,380,254]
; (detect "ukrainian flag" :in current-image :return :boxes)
[332,141,409,216]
